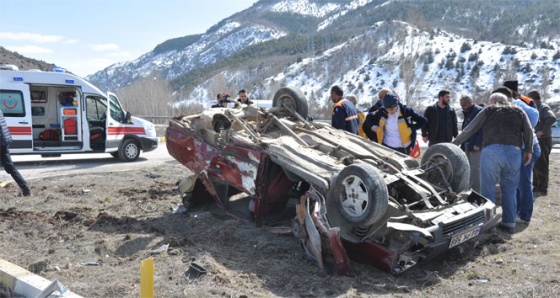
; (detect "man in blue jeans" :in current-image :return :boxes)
[494,87,542,223]
[452,92,533,234]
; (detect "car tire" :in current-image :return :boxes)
[333,163,388,226]
[420,143,470,193]
[118,139,141,162]
[272,87,309,120]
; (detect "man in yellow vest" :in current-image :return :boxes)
[363,93,427,154]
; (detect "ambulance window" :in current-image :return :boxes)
[0,90,25,117]
[86,96,107,121]
[108,94,125,123]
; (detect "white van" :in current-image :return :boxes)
[0,65,158,161]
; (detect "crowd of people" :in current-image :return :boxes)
[207,83,556,234]
[328,81,557,234]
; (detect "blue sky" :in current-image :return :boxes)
[0,0,256,77]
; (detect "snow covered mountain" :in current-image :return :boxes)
[87,0,560,111]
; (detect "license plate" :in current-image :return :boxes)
[449,225,482,248]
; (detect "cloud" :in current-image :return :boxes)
[5,45,54,54]
[90,43,120,52]
[0,32,65,43]
[63,39,79,44]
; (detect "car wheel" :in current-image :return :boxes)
[333,163,388,226]
[118,139,140,162]
[420,143,470,193]
[272,87,309,120]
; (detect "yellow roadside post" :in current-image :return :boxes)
[140,258,154,298]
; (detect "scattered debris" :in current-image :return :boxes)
[172,204,187,214]
[187,262,207,278]
[80,261,102,266]
[151,244,169,255]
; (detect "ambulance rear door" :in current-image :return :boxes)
[0,83,33,152]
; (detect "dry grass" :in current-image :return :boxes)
[0,159,559,297]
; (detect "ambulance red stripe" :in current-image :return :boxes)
[107,127,146,135]
[8,126,32,135]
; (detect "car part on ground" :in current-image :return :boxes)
[166,86,498,275]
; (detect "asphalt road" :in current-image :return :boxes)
[1,145,178,183]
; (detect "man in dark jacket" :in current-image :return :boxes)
[362,93,427,154]
[459,95,483,193]
[330,85,358,134]
[422,90,458,146]
[211,93,227,108]
[529,90,557,197]
[0,110,30,196]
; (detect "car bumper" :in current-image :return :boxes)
[139,136,159,152]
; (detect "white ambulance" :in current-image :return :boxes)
[0,65,158,161]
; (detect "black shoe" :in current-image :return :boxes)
[22,188,31,197]
[498,225,515,234]
[533,191,547,198]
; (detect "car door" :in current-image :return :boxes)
[552,119,560,145]
[0,84,32,152]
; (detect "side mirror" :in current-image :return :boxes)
[125,111,132,123]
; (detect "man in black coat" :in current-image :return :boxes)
[422,90,458,146]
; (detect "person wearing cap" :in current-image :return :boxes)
[421,90,459,146]
[368,87,392,113]
[503,80,537,108]
[452,92,533,234]
[330,85,359,134]
[530,90,557,197]
[495,87,541,223]
[363,93,427,154]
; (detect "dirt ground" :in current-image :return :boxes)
[0,156,559,298]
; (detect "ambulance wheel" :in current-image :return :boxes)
[118,139,140,162]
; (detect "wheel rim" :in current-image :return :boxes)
[125,143,138,159]
[339,175,369,217]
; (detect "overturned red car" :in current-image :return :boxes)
[166,87,498,274]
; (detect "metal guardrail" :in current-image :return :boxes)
[135,116,173,124]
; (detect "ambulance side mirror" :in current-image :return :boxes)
[125,111,132,123]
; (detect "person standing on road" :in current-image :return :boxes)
[0,110,31,196]
[529,90,557,197]
[330,85,359,134]
[503,87,541,223]
[452,92,533,234]
[458,95,483,193]
[422,90,458,146]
